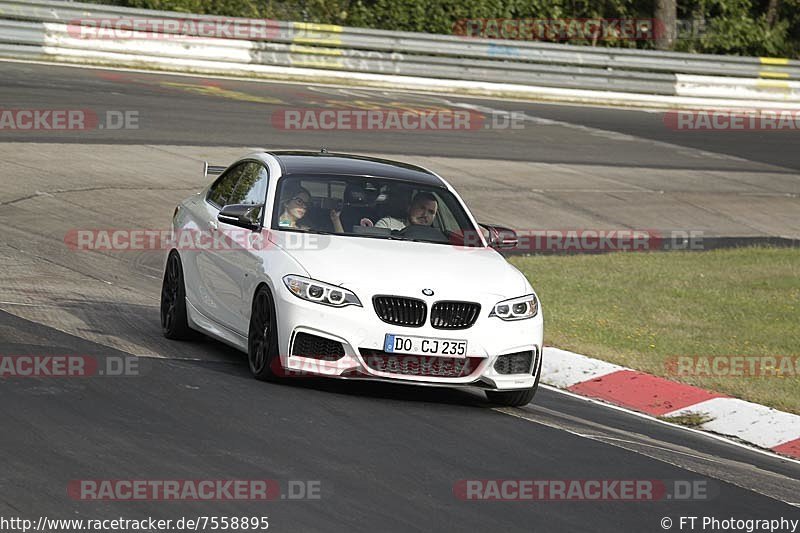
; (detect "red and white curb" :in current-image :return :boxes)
[541,347,800,460]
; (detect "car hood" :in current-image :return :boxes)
[269,232,531,300]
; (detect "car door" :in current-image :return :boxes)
[201,161,269,334]
[186,162,246,326]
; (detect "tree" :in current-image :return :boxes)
[655,0,677,49]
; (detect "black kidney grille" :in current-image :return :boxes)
[430,301,481,329]
[493,351,534,375]
[291,332,345,361]
[373,296,427,327]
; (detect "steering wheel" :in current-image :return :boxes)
[394,224,448,243]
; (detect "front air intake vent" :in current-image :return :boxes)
[291,332,345,361]
[360,349,481,378]
[493,350,536,375]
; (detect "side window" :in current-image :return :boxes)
[207,163,245,208]
[228,162,268,205]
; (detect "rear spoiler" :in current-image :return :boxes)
[203,161,227,178]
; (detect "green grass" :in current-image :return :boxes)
[659,413,714,428]
[509,247,800,414]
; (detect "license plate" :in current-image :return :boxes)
[384,334,467,358]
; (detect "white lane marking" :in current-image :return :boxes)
[452,101,757,165]
[538,347,800,452]
[494,396,800,506]
[534,384,800,466]
[0,301,158,308]
[0,301,61,307]
[664,397,800,449]
[305,85,456,105]
[497,405,717,462]
[136,354,223,362]
[540,346,625,388]
[586,435,726,462]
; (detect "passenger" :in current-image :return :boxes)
[330,208,344,233]
[334,183,378,231]
[280,184,345,232]
[374,192,438,231]
[277,185,312,229]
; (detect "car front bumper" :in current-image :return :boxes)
[274,286,543,391]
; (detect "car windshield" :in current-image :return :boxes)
[271,175,482,247]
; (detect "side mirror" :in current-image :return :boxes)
[218,204,263,231]
[480,224,518,249]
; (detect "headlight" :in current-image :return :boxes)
[283,275,361,308]
[489,294,538,321]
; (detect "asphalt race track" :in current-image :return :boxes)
[1,60,799,532]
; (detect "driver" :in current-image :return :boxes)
[374,192,438,231]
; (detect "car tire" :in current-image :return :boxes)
[485,386,538,407]
[248,285,282,381]
[160,250,194,340]
[485,351,542,407]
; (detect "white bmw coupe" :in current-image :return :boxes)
[161,151,543,406]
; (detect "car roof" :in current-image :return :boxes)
[266,151,445,188]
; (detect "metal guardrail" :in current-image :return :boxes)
[1,0,799,100]
[0,19,45,45]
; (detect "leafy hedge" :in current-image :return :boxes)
[87,0,800,57]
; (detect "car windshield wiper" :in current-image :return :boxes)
[299,229,336,236]
[386,235,446,244]
[290,230,445,244]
